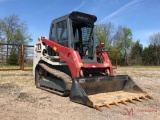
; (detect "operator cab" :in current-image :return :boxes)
[49,11,97,62]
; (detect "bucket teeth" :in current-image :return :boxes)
[94,105,102,112]
[89,92,152,111]
[121,100,128,105]
[93,95,153,111]
[113,102,120,107]
[135,97,142,102]
[104,104,111,109]
[141,96,148,100]
[128,98,136,104]
[146,95,153,99]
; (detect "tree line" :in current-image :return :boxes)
[95,22,160,66]
[0,14,160,66]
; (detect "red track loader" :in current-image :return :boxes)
[33,11,152,111]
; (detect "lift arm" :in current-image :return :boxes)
[41,37,83,78]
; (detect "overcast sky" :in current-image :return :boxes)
[0,0,160,47]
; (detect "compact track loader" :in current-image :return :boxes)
[33,11,152,111]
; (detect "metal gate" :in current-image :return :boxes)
[0,43,34,71]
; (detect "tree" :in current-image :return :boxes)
[0,23,5,42]
[95,22,120,66]
[142,44,160,66]
[149,32,160,65]
[7,48,19,65]
[122,27,133,65]
[0,14,32,44]
[141,32,160,66]
[113,26,124,46]
[0,14,32,65]
[142,32,160,66]
[130,40,143,65]
[113,27,133,66]
[149,32,160,45]
[95,23,134,66]
[95,22,114,50]
[142,45,155,65]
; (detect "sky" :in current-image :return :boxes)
[0,0,160,47]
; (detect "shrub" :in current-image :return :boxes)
[7,48,19,65]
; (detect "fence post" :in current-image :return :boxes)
[20,45,22,70]
[20,45,24,70]
[22,45,24,70]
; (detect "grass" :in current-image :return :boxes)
[0,65,32,70]
[0,65,20,69]
[116,65,160,69]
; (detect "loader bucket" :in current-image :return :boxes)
[69,75,152,111]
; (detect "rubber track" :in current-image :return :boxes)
[39,63,72,94]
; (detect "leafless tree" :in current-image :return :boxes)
[149,32,160,45]
[95,22,115,50]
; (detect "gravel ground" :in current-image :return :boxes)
[0,67,160,120]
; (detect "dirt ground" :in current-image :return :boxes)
[0,67,160,120]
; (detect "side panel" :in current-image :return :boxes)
[33,40,43,76]
[40,77,65,92]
